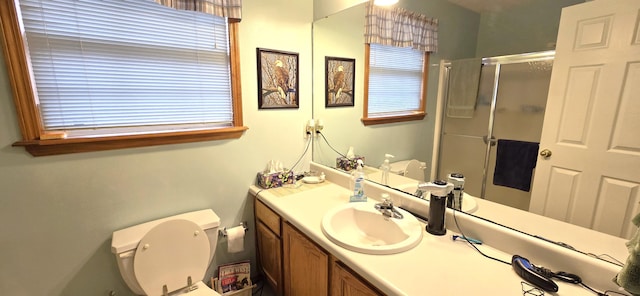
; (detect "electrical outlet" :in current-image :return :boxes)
[304,119,315,138]
[315,119,324,134]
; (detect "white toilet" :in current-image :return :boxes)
[111,209,222,296]
[389,159,427,182]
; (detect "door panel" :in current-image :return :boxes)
[610,62,640,153]
[556,65,600,146]
[593,178,640,237]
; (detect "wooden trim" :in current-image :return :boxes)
[362,44,371,119]
[361,44,429,126]
[13,127,248,156]
[1,4,247,156]
[229,22,244,127]
[361,112,426,126]
[420,52,430,113]
[0,0,43,141]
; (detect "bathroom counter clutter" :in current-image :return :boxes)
[254,178,330,197]
[250,179,615,296]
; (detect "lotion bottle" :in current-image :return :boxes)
[350,159,367,202]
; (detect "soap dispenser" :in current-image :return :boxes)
[380,154,394,185]
[419,180,454,235]
[349,159,367,202]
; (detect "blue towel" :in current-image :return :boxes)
[493,140,539,192]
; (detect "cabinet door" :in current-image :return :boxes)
[256,222,282,294]
[282,222,329,296]
[331,261,384,296]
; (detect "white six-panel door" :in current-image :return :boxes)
[529,0,640,238]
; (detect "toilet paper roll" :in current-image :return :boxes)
[226,226,245,253]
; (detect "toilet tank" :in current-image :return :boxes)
[111,209,220,295]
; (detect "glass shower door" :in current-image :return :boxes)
[437,52,553,211]
[485,60,552,210]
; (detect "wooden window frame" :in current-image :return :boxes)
[0,1,247,156]
[362,43,429,126]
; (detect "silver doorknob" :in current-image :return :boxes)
[540,149,552,158]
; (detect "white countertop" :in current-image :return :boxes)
[250,167,625,296]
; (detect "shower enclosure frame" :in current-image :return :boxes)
[431,50,555,200]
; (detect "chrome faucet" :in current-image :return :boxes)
[374,198,404,219]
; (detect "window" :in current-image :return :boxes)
[0,0,245,156]
[362,43,429,125]
[362,2,437,126]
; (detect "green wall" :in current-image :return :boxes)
[0,0,312,294]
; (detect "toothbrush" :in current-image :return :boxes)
[452,235,482,245]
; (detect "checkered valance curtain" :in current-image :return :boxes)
[365,2,438,53]
[153,0,242,19]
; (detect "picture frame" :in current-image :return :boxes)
[325,56,355,107]
[257,48,299,109]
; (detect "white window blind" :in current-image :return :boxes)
[19,0,233,137]
[368,43,424,116]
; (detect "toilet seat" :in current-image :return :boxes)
[134,219,215,295]
[404,159,425,182]
[390,159,426,182]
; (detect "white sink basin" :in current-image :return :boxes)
[321,202,423,255]
[395,183,479,213]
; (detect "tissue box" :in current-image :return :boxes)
[336,156,365,171]
[256,171,296,189]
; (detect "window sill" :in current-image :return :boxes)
[361,112,426,126]
[13,126,248,156]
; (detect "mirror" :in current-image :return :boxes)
[312,1,582,201]
[310,0,633,243]
[312,0,448,180]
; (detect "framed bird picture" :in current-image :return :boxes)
[325,56,355,107]
[257,48,299,109]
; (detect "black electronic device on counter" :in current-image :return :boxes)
[512,255,559,292]
[423,180,454,236]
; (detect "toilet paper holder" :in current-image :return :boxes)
[219,221,248,237]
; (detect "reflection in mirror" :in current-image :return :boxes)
[313,1,581,208]
[438,52,554,211]
[313,0,480,179]
[310,0,638,247]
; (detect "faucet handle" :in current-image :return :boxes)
[378,194,395,210]
[381,193,392,205]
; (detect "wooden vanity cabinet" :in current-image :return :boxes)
[331,260,383,296]
[282,221,329,296]
[255,199,384,296]
[255,200,283,295]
